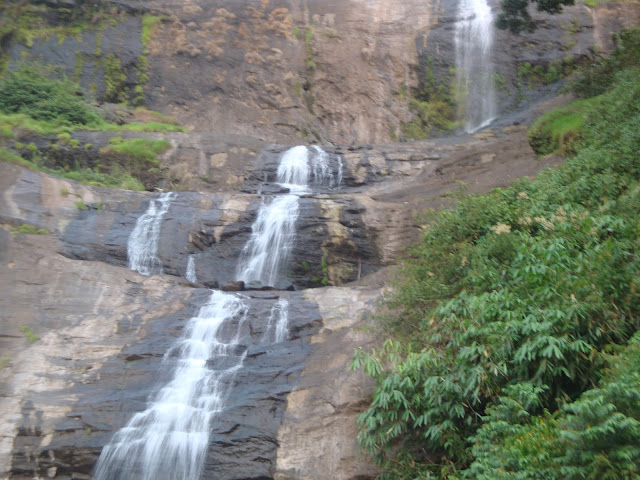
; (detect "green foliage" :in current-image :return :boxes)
[571,28,640,98]
[0,147,29,166]
[75,200,88,210]
[74,51,84,81]
[305,26,313,46]
[141,15,164,47]
[466,333,640,479]
[517,58,573,90]
[0,67,103,127]
[57,132,71,144]
[103,53,128,104]
[11,224,49,235]
[109,122,187,133]
[497,0,575,34]
[527,96,598,155]
[401,57,457,139]
[0,109,184,138]
[321,257,329,286]
[20,325,38,343]
[352,38,640,479]
[0,0,112,61]
[99,138,170,189]
[1,149,145,190]
[0,357,9,369]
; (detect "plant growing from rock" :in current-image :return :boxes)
[11,224,49,235]
[20,325,38,343]
[352,32,640,479]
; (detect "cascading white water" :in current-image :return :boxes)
[310,146,342,188]
[262,298,289,343]
[97,146,340,478]
[455,0,496,132]
[235,194,300,287]
[94,290,248,480]
[236,145,341,287]
[277,145,311,193]
[186,255,197,283]
[127,192,175,276]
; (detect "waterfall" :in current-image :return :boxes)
[277,145,311,193]
[263,298,290,343]
[311,145,342,188]
[127,192,175,276]
[235,194,300,287]
[236,145,341,287]
[96,146,340,478]
[94,290,248,480]
[186,255,197,283]
[455,0,496,132]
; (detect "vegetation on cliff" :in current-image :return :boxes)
[0,67,180,190]
[497,0,574,33]
[353,28,640,479]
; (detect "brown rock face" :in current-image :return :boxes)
[6,0,639,145]
[1,123,561,479]
[2,1,639,478]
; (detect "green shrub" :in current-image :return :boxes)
[352,36,640,480]
[11,224,49,235]
[103,53,128,104]
[109,122,186,133]
[571,28,640,97]
[466,333,640,479]
[527,97,597,156]
[99,138,170,189]
[57,132,71,144]
[0,67,103,127]
[75,200,88,210]
[141,15,163,47]
[0,148,30,166]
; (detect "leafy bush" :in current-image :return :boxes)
[527,97,597,156]
[352,35,640,479]
[99,137,170,189]
[467,333,640,479]
[571,28,640,98]
[0,67,103,127]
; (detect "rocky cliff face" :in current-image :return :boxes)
[2,0,640,479]
[4,0,639,145]
[1,122,562,479]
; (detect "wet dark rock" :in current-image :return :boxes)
[221,280,246,292]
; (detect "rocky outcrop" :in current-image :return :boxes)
[274,287,381,480]
[0,224,325,479]
[0,120,564,479]
[6,0,638,145]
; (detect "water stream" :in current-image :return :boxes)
[127,192,175,276]
[96,145,344,479]
[263,297,290,343]
[186,254,197,284]
[455,0,496,132]
[236,145,340,287]
[94,290,249,480]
